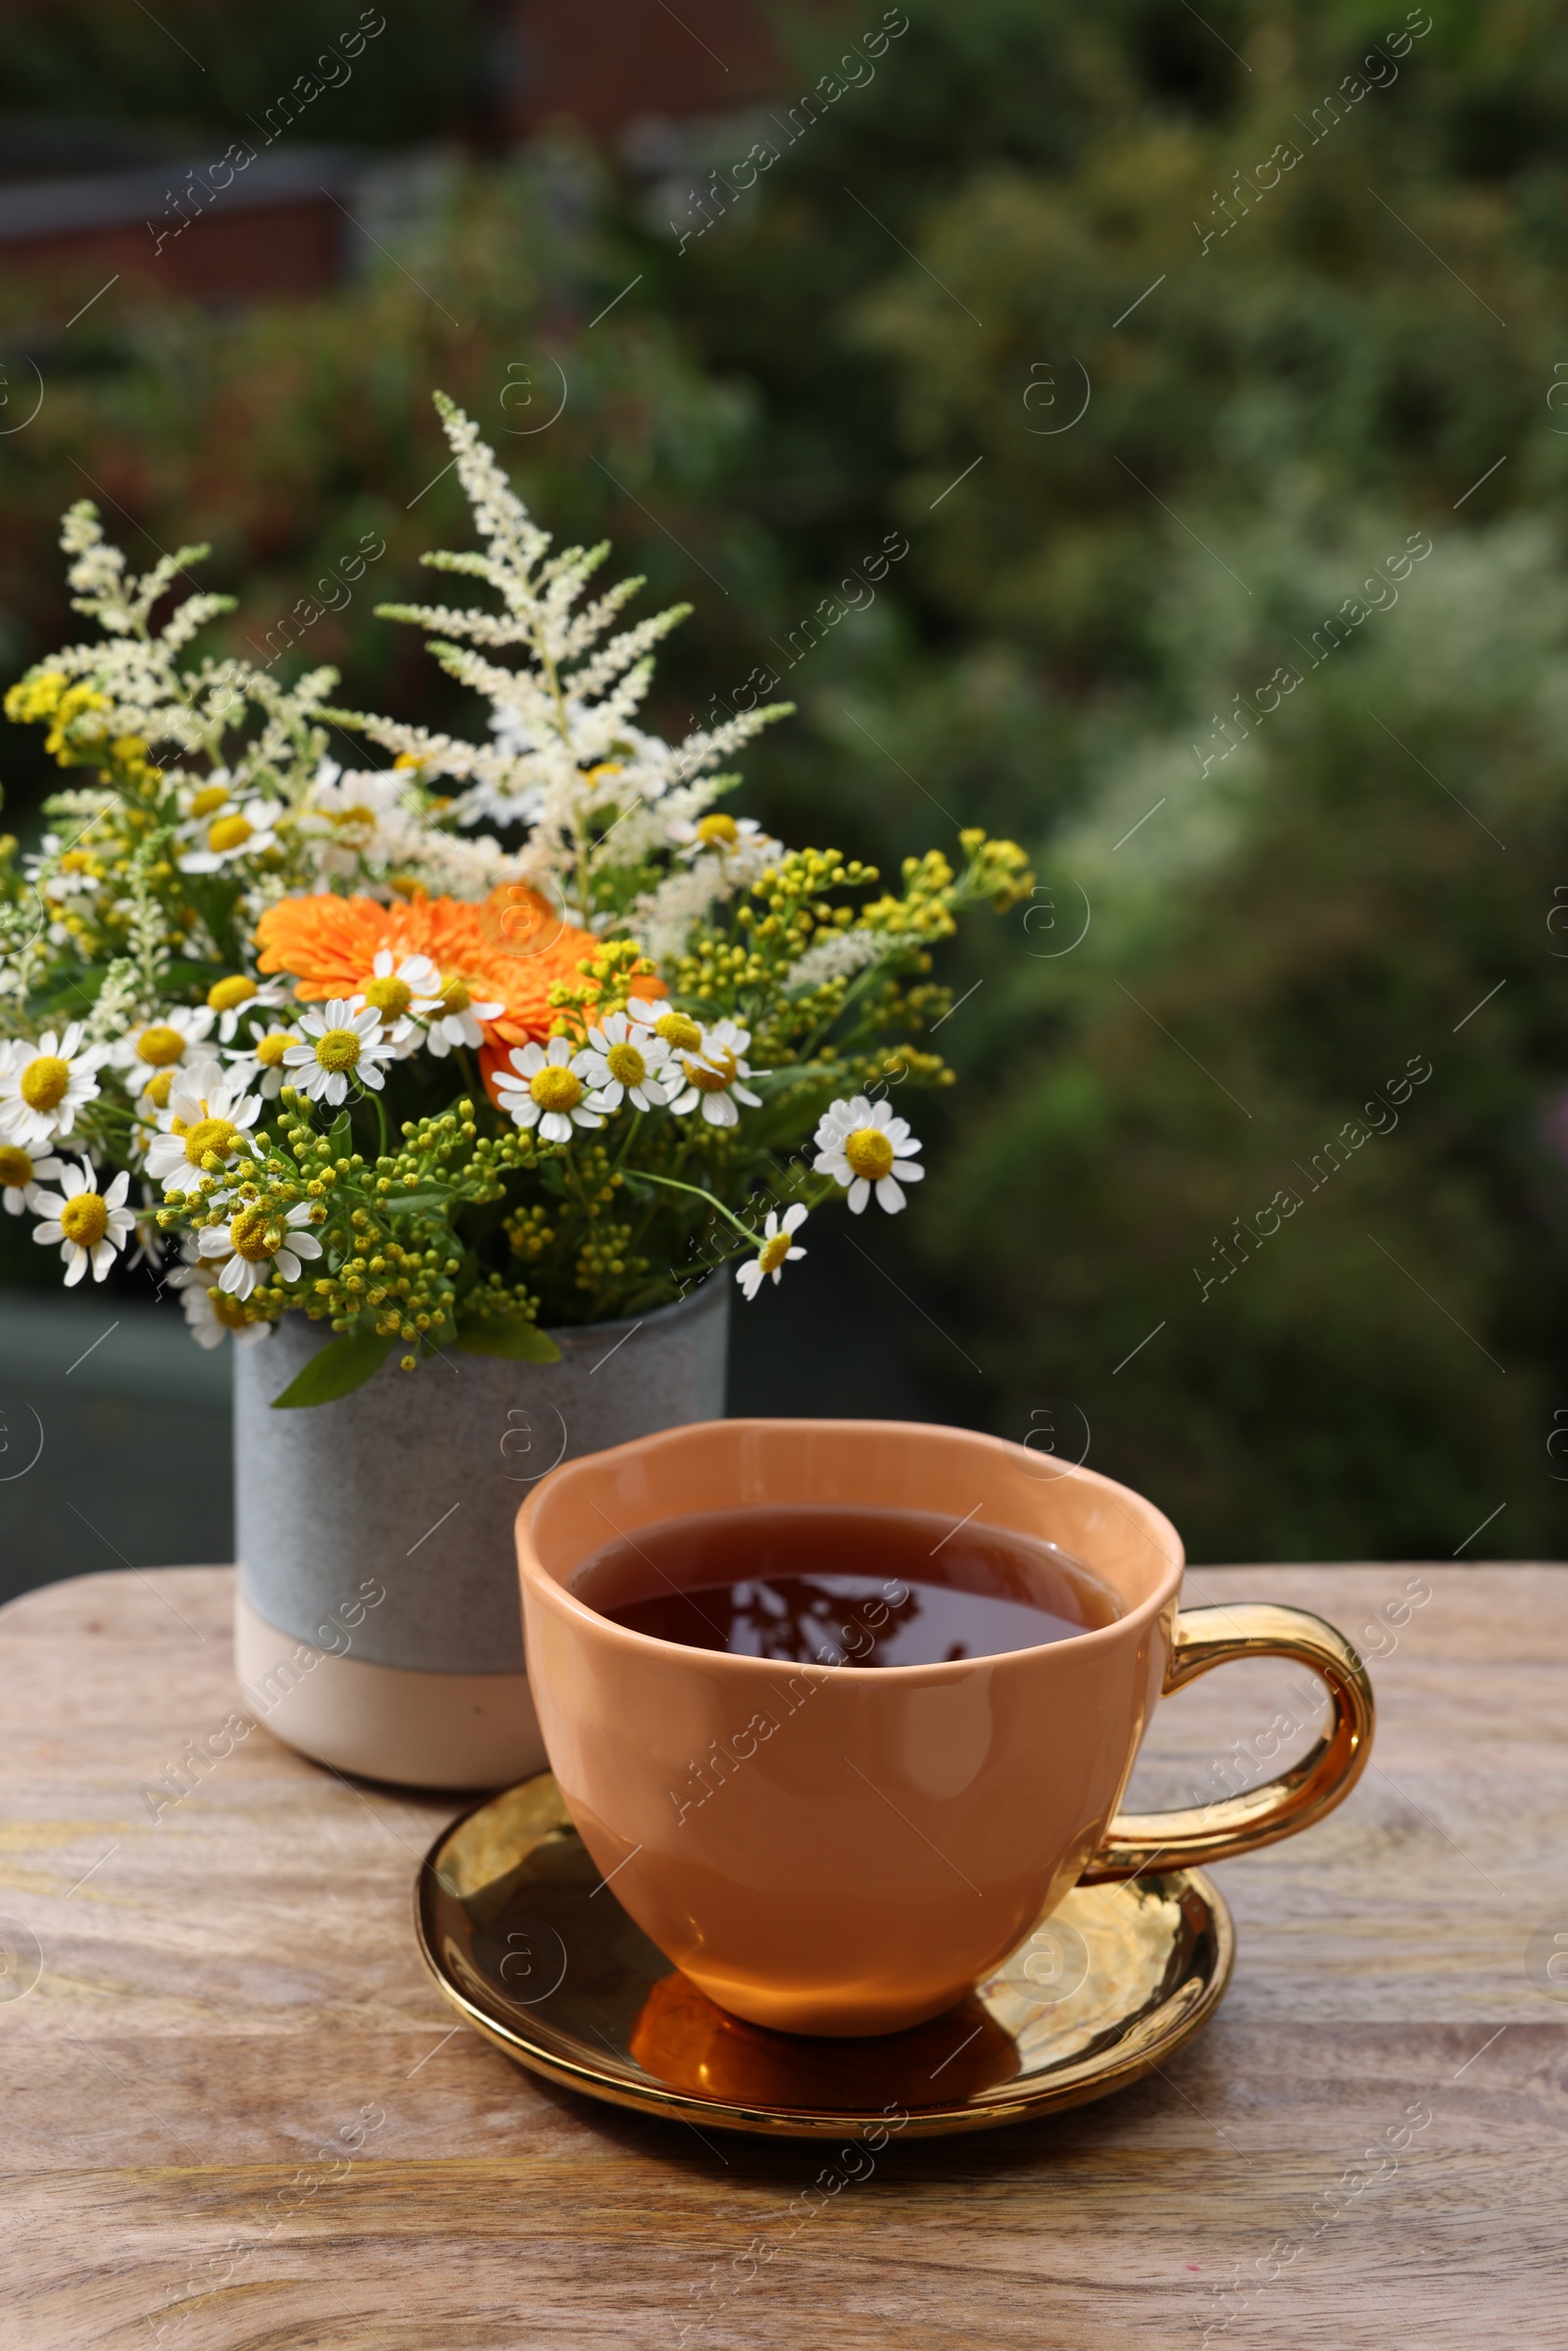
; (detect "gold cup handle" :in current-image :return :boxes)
[1080,1601,1376,1883]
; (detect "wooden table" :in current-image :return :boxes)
[2,1562,1562,2349]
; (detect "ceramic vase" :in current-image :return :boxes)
[232,1278,728,1789]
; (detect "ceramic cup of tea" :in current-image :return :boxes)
[515,1419,1374,2036]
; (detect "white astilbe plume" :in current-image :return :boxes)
[0,900,48,1010]
[48,505,334,777]
[85,955,144,1043]
[628,859,743,969]
[626,824,783,964]
[19,504,531,943]
[328,393,793,940]
[783,926,908,992]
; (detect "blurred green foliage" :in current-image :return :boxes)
[2,0,1566,1558]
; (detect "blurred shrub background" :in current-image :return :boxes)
[1,0,1564,1588]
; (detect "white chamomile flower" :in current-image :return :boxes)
[29,1157,134,1286]
[281,998,395,1105]
[813,1094,924,1215]
[144,1063,264,1194]
[581,1008,674,1112]
[25,831,97,901]
[175,1273,273,1349]
[626,996,700,1043]
[111,1005,218,1112]
[493,1038,606,1144]
[358,951,443,1057]
[177,793,284,873]
[666,1018,764,1130]
[416,971,505,1059]
[169,1237,271,1349]
[736,1204,808,1301]
[202,971,290,1043]
[123,1183,166,1274]
[669,810,772,863]
[0,1144,63,1215]
[196,1199,323,1300]
[0,1024,108,1150]
[223,1018,300,1099]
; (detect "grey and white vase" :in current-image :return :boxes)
[232,1277,728,1788]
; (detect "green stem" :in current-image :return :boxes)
[610,1108,643,1174]
[626,1169,759,1247]
[621,1124,699,1258]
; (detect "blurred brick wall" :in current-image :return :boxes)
[498,0,786,135]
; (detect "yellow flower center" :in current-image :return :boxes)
[441,979,471,1014]
[0,1145,33,1187]
[60,849,95,873]
[143,1070,175,1109]
[19,1053,71,1110]
[684,1047,737,1093]
[207,975,256,1012]
[696,812,739,847]
[207,813,254,855]
[759,1231,791,1275]
[182,1116,239,1166]
[230,1205,284,1262]
[208,1286,252,1330]
[60,1192,108,1248]
[254,1033,292,1069]
[530,1066,583,1113]
[845,1127,895,1181]
[364,976,412,1018]
[190,785,230,817]
[655,1011,703,1053]
[315,1029,361,1073]
[136,1025,185,1067]
[326,803,376,828]
[605,1042,647,1087]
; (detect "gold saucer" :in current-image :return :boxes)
[414,1774,1235,2140]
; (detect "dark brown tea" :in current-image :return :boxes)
[570,1503,1121,1667]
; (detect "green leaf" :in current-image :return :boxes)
[270,1332,395,1408]
[383,1190,453,1215]
[162,957,232,995]
[454,1315,562,1363]
[326,1110,353,1156]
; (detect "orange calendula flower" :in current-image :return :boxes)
[254,889,644,1051]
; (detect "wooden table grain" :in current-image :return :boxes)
[2,1562,1563,2350]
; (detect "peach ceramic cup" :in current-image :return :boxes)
[515,1420,1373,2036]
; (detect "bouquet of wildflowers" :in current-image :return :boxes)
[0,395,1030,1404]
